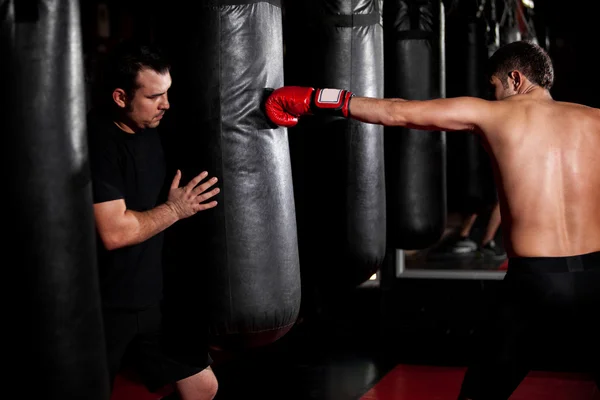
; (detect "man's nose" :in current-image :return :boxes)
[160,94,170,110]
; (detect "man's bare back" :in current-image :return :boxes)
[483,94,600,257]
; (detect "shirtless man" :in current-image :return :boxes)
[264,40,600,399]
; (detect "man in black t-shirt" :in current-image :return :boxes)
[87,40,220,399]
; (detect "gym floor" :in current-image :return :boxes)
[112,216,598,400]
[208,254,599,400]
[112,250,599,399]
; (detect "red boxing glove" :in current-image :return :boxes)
[265,86,354,128]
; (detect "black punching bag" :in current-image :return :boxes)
[159,0,301,352]
[283,0,386,295]
[445,10,495,214]
[383,0,446,249]
[1,1,109,398]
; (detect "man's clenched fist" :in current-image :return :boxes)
[265,86,354,127]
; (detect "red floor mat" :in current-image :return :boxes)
[110,370,173,400]
[360,364,599,400]
[499,259,509,270]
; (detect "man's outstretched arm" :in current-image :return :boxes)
[264,86,491,133]
[349,96,488,132]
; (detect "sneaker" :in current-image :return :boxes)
[434,234,477,255]
[453,236,478,253]
[479,239,507,260]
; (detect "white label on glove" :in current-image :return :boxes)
[318,89,343,104]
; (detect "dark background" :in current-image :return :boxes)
[78,0,600,108]
[537,0,600,107]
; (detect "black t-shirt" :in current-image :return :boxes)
[87,109,167,310]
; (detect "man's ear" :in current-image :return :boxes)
[112,89,127,108]
[509,70,521,90]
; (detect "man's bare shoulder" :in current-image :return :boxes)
[497,96,600,116]
[504,97,600,141]
[545,100,600,124]
[553,99,600,113]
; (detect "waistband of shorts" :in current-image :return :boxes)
[508,250,600,273]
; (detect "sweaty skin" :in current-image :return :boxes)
[348,74,600,258]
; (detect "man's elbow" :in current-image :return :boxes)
[103,240,121,251]
[101,236,121,251]
[99,230,128,251]
[463,123,480,133]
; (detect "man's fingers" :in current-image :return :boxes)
[170,169,181,189]
[186,171,209,192]
[197,187,220,202]
[192,177,218,196]
[197,201,218,212]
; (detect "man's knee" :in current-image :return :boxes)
[201,370,218,400]
[176,367,218,400]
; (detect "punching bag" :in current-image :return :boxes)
[158,0,301,352]
[445,10,495,214]
[383,0,447,249]
[1,1,109,398]
[283,0,386,299]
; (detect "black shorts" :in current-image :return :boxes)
[459,251,600,400]
[103,303,212,393]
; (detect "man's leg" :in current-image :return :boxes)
[457,278,532,400]
[479,202,507,260]
[132,304,218,400]
[460,213,478,239]
[175,367,218,400]
[481,202,501,246]
[574,268,600,392]
[101,308,139,392]
[458,351,530,400]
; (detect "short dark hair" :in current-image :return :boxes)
[487,41,554,90]
[103,40,170,101]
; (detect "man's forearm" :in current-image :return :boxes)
[349,97,408,126]
[111,203,179,249]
